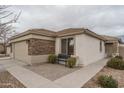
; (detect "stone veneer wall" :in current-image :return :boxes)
[28,38,55,55]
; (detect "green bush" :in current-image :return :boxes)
[48,54,56,64]
[67,57,76,68]
[98,75,118,88]
[107,57,124,70]
[115,56,123,60]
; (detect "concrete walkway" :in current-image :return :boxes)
[0,58,108,88]
[54,58,109,88]
[0,59,60,88]
[7,66,60,88]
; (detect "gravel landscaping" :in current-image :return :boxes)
[25,63,80,81]
[0,71,25,88]
[83,66,124,88]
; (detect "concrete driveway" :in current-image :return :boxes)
[0,58,26,68]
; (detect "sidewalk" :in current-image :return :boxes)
[7,66,60,88]
[0,59,26,68]
[54,58,109,88]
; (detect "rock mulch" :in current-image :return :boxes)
[83,66,124,88]
[0,71,25,88]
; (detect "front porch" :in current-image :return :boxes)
[24,63,80,81]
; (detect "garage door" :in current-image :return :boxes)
[14,41,29,63]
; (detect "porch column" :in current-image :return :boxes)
[55,38,61,55]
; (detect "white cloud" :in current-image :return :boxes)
[10,5,124,36]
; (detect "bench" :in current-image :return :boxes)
[57,54,70,66]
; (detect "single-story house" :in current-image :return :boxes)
[6,43,11,55]
[102,35,119,57]
[0,43,4,54]
[8,28,107,66]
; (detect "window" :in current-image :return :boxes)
[10,44,12,53]
[61,38,74,55]
[61,39,67,54]
[100,41,102,52]
[68,38,74,55]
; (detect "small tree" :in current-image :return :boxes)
[0,5,21,54]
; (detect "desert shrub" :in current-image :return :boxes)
[67,57,76,68]
[98,75,118,88]
[48,54,56,64]
[115,56,123,60]
[107,57,124,70]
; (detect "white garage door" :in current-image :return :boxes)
[14,41,29,64]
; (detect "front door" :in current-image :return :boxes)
[61,37,74,55]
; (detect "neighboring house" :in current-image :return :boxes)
[119,44,124,58]
[6,43,11,55]
[8,28,106,66]
[102,35,119,57]
[0,43,5,54]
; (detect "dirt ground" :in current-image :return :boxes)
[83,66,124,88]
[0,71,25,88]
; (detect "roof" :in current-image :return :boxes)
[56,28,84,36]
[101,35,119,43]
[10,28,106,41]
[57,28,106,40]
[11,29,56,40]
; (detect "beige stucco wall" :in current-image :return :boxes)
[7,46,11,55]
[12,41,31,64]
[75,34,106,66]
[8,47,13,58]
[55,34,106,66]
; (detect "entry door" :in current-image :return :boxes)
[61,38,74,55]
